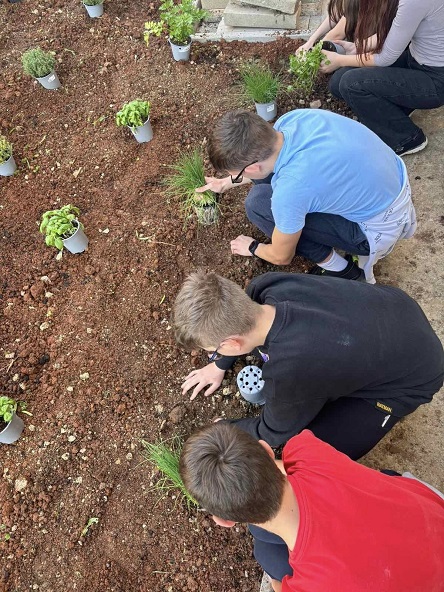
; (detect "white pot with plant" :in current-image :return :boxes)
[0,135,17,177]
[82,0,104,17]
[116,99,153,143]
[0,396,24,444]
[144,0,207,62]
[164,149,220,226]
[288,41,329,97]
[239,61,282,122]
[22,47,60,90]
[39,204,89,255]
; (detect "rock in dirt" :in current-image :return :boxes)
[168,405,185,424]
[310,100,322,109]
[14,478,28,492]
[30,282,45,299]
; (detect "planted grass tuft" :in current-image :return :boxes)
[239,60,282,105]
[141,436,198,509]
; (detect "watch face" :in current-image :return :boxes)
[249,240,258,255]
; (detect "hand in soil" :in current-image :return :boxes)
[231,234,254,257]
[196,175,232,195]
[182,363,226,401]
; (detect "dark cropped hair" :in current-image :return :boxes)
[179,423,286,524]
[208,110,276,172]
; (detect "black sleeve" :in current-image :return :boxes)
[225,395,327,448]
[215,355,238,371]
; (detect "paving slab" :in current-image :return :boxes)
[201,0,229,8]
[224,0,300,29]
[238,0,298,14]
[362,106,444,490]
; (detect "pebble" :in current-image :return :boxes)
[14,478,28,492]
[309,99,322,109]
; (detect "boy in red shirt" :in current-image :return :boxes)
[180,423,444,592]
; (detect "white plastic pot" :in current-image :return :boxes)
[0,154,17,177]
[83,2,104,17]
[236,365,265,405]
[130,118,153,143]
[255,101,277,122]
[169,38,191,62]
[63,220,89,254]
[36,70,61,90]
[0,412,24,444]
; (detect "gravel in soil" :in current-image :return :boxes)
[1,3,352,591]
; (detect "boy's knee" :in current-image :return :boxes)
[245,184,272,218]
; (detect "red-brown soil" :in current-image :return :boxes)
[1,3,352,591]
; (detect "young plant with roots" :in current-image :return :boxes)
[288,41,329,96]
[163,149,220,226]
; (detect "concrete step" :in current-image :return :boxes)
[201,0,229,8]
[300,0,321,16]
[237,0,298,15]
[224,1,301,29]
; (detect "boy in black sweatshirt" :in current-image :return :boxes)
[173,271,443,458]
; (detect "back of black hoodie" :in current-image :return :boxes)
[216,273,443,446]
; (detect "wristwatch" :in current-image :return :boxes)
[248,239,260,256]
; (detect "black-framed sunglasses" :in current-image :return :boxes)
[230,160,258,184]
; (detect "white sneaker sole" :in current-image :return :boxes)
[398,137,428,157]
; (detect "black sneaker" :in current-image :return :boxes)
[309,255,366,281]
[395,131,428,156]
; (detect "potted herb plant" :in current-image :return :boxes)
[239,61,282,121]
[0,396,24,444]
[39,204,89,254]
[144,0,207,62]
[0,135,17,177]
[115,99,153,143]
[164,149,220,226]
[288,41,329,96]
[22,47,61,90]
[82,0,104,18]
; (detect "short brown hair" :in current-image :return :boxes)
[173,270,260,350]
[180,423,286,523]
[208,110,276,172]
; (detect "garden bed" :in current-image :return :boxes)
[1,2,352,591]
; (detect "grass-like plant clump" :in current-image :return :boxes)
[116,100,151,129]
[0,136,12,165]
[141,437,198,509]
[239,61,282,104]
[144,0,207,46]
[22,47,55,79]
[288,41,329,96]
[163,149,219,225]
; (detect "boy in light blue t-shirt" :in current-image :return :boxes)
[197,109,416,283]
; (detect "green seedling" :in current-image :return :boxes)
[22,47,56,79]
[239,61,282,104]
[115,100,151,130]
[141,436,198,509]
[83,0,103,5]
[144,0,207,46]
[288,41,329,96]
[0,524,11,542]
[39,204,83,251]
[0,136,12,165]
[80,517,99,537]
[163,149,219,226]
[0,396,17,424]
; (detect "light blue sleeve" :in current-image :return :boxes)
[271,174,312,234]
[373,0,430,66]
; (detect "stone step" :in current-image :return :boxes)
[203,8,225,22]
[224,0,301,29]
[237,0,298,15]
[300,0,321,16]
[201,0,229,8]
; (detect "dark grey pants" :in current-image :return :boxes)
[246,181,369,263]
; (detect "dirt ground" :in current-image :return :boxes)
[1,2,438,592]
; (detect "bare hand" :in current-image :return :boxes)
[230,235,255,257]
[319,50,343,74]
[181,363,226,401]
[296,41,313,54]
[196,176,231,195]
[333,39,357,55]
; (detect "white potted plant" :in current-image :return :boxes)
[164,149,220,226]
[82,0,104,18]
[0,135,17,177]
[116,99,153,143]
[39,204,89,254]
[22,47,61,90]
[144,0,207,62]
[239,61,282,121]
[0,396,24,444]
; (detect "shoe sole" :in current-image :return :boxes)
[398,137,428,157]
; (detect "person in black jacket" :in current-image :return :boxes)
[173,270,443,459]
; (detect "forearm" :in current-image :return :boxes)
[306,15,334,45]
[255,242,295,266]
[334,52,376,68]
[324,16,346,41]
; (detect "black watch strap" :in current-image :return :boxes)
[248,239,260,256]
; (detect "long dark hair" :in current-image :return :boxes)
[328,0,398,55]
